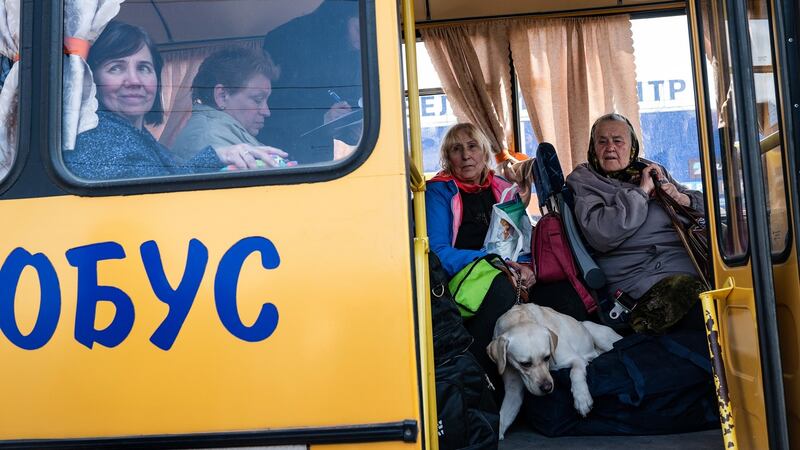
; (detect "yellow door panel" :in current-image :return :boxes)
[0,170,419,439]
[711,274,767,450]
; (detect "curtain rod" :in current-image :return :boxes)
[414,1,686,29]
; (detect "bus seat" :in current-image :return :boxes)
[532,143,606,289]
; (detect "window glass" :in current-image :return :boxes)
[516,81,539,158]
[403,42,458,173]
[631,16,703,192]
[699,0,749,260]
[512,16,702,188]
[746,3,790,255]
[61,0,365,182]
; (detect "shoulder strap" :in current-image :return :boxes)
[651,175,710,289]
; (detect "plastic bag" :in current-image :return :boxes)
[483,186,532,261]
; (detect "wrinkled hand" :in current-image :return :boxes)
[215,143,289,169]
[660,181,691,207]
[324,101,352,124]
[508,261,536,289]
[639,163,665,195]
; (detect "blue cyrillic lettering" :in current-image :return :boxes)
[0,248,61,350]
[421,96,435,116]
[669,79,686,100]
[66,242,134,349]
[214,237,279,342]
[648,80,665,101]
[141,239,208,350]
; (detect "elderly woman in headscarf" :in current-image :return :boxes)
[565,113,706,333]
[426,123,534,387]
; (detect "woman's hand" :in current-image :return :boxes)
[660,181,692,207]
[215,144,289,169]
[508,261,536,289]
[638,163,665,195]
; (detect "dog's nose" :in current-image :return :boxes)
[540,381,553,393]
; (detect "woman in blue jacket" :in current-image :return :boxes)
[426,123,535,387]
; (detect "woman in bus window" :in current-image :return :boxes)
[172,47,291,168]
[426,123,534,389]
[566,113,706,333]
[63,21,283,180]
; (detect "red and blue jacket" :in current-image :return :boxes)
[426,171,515,276]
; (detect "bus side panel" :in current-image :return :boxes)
[0,0,421,442]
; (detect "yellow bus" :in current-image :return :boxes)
[0,0,797,449]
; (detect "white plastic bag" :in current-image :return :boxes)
[483,186,532,261]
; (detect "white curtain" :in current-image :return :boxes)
[0,0,19,179]
[62,0,123,151]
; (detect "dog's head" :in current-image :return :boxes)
[486,324,558,395]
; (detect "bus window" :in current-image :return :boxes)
[699,0,749,262]
[403,41,458,173]
[745,0,791,257]
[59,0,366,184]
[631,15,703,194]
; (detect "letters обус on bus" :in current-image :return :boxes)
[0,237,280,351]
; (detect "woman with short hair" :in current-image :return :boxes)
[172,47,289,168]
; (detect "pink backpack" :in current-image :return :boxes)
[532,213,598,313]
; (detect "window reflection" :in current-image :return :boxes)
[746,3,790,256]
[700,0,749,260]
[61,0,365,182]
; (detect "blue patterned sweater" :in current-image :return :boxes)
[63,111,223,180]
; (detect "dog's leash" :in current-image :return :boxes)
[513,270,523,305]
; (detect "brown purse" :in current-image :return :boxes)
[650,172,711,290]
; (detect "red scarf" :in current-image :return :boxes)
[430,170,494,193]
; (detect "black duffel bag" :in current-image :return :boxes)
[429,252,499,450]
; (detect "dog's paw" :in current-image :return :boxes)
[499,432,505,441]
[573,392,594,417]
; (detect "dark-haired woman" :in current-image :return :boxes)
[565,113,706,333]
[63,22,278,180]
[172,47,288,167]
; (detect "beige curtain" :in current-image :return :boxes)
[510,15,641,171]
[420,22,514,159]
[151,39,260,147]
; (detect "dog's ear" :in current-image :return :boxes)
[486,336,509,375]
[547,328,558,366]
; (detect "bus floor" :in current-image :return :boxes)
[500,425,724,449]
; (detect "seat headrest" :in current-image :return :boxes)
[532,142,565,207]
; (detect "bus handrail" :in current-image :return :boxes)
[760,130,780,154]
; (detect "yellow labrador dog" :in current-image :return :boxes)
[486,304,622,439]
